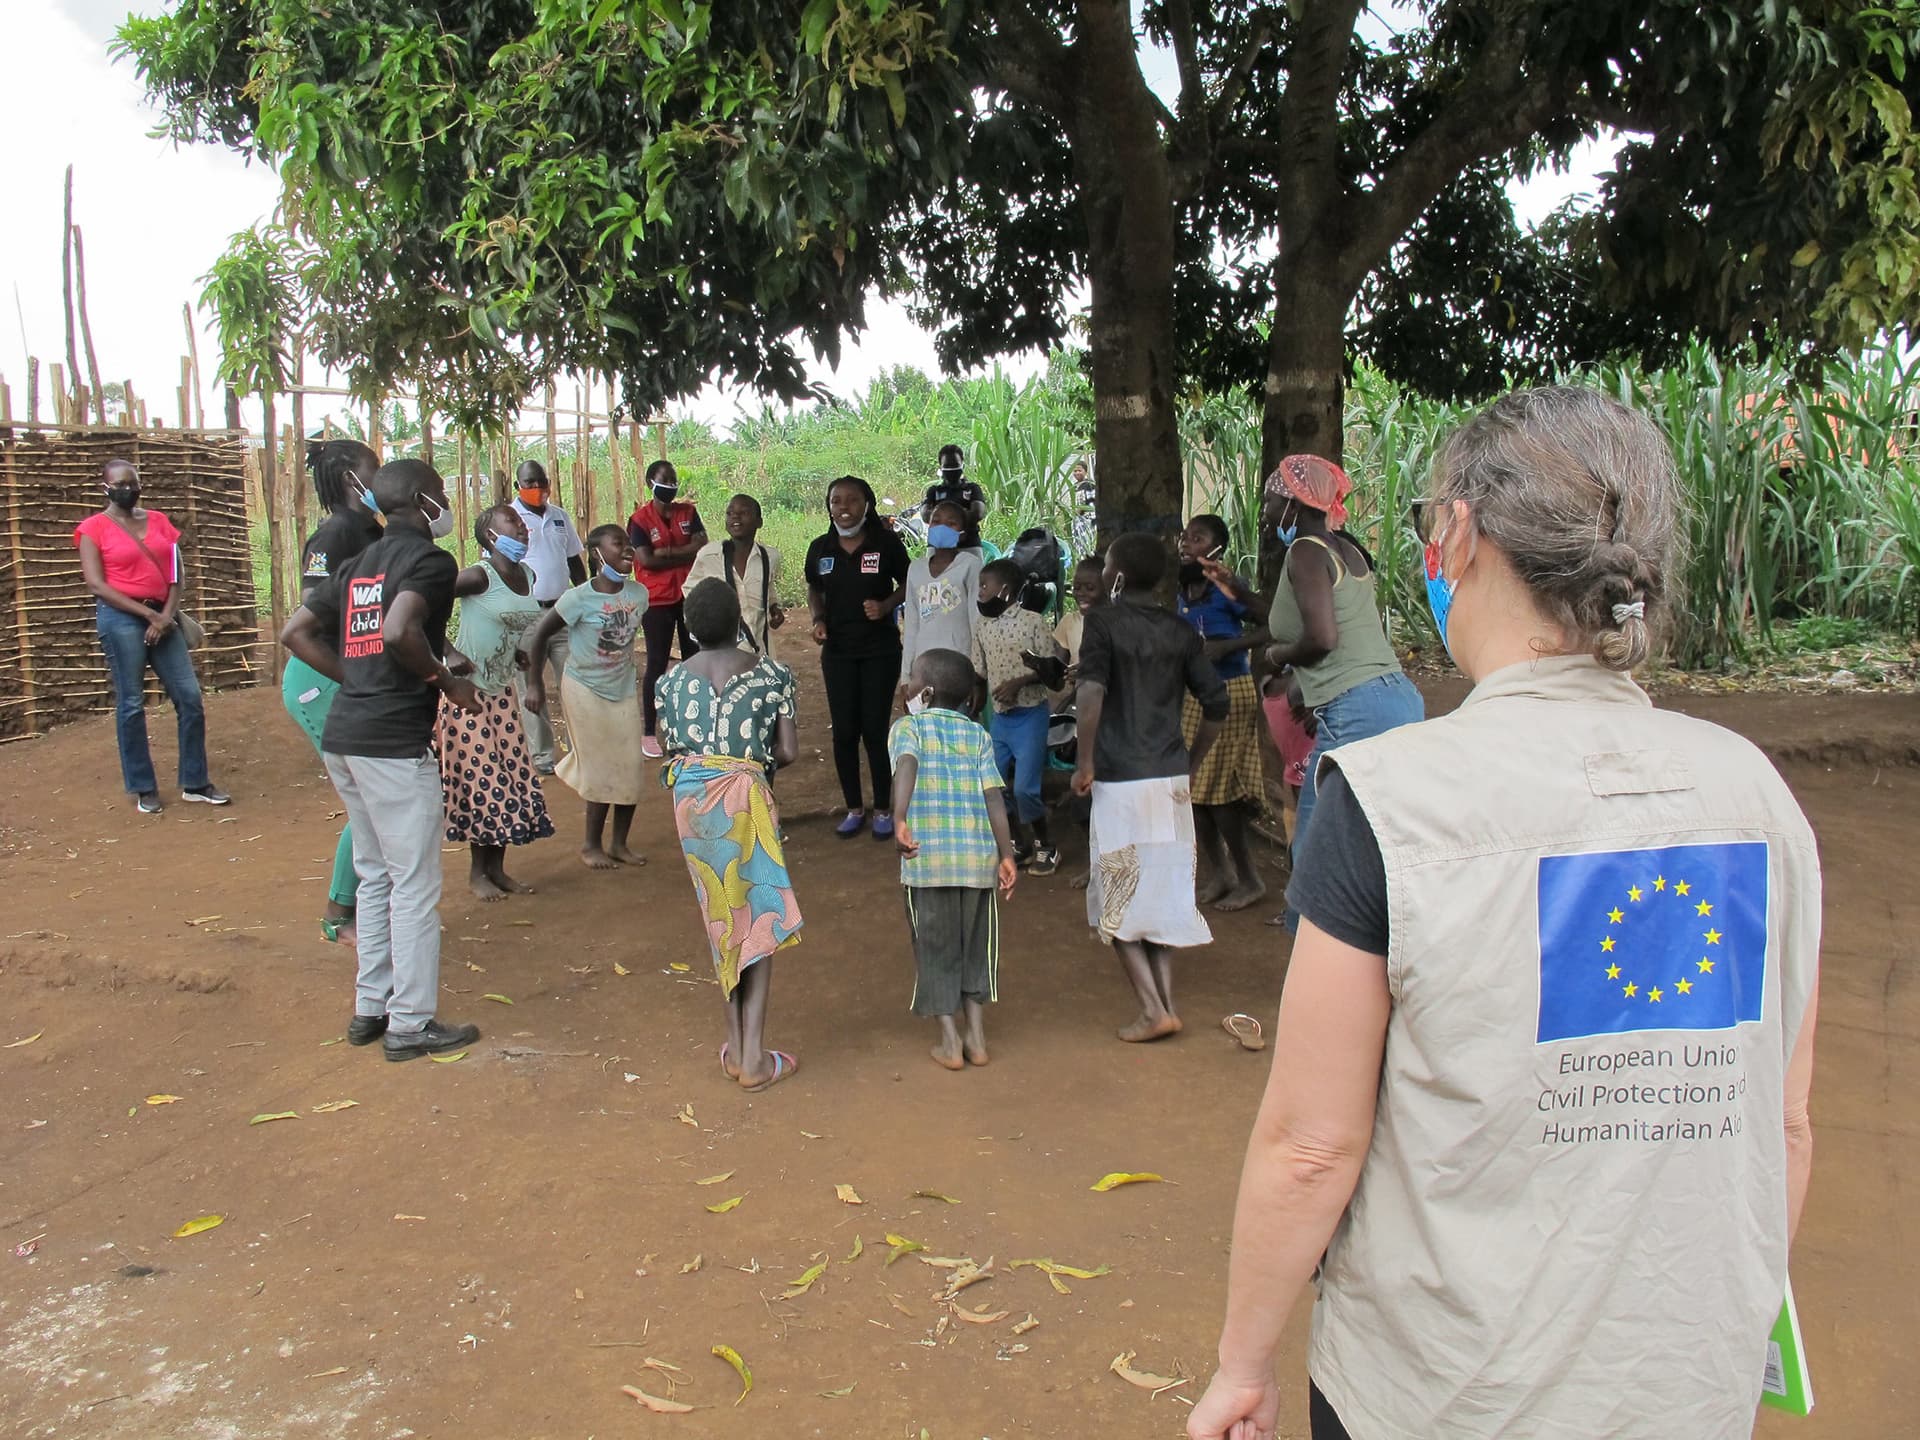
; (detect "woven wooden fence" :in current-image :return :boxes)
[0,427,261,741]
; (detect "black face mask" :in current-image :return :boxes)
[1178,560,1206,589]
[106,484,140,510]
[976,595,1012,619]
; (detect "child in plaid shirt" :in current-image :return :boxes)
[889,648,1019,1071]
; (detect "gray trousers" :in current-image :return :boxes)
[519,614,570,767]
[324,751,444,1032]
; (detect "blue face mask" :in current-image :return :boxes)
[927,522,961,550]
[1275,522,1297,546]
[357,483,382,518]
[490,532,528,565]
[1423,539,1456,661]
[601,561,628,585]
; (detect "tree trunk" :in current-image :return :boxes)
[1068,1,1184,549]
[1260,246,1349,474]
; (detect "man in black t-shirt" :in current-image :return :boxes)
[922,443,987,551]
[283,458,485,1062]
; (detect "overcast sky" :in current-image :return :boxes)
[3,2,1613,438]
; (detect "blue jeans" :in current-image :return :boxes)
[1287,670,1424,930]
[96,602,209,795]
[990,702,1049,826]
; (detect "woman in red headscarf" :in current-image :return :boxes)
[1262,454,1423,930]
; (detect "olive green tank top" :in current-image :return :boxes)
[1267,535,1404,709]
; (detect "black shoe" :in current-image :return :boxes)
[347,1014,389,1046]
[182,784,231,806]
[1012,842,1035,868]
[1029,846,1061,877]
[136,791,164,815]
[383,1018,479,1062]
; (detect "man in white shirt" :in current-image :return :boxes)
[687,493,784,655]
[509,460,586,772]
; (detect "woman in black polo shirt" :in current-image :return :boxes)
[805,474,910,839]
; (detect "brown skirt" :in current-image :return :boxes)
[433,685,555,847]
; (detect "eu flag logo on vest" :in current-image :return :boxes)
[1536,841,1770,1043]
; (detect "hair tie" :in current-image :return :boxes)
[1611,600,1645,625]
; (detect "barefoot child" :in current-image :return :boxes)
[438,504,555,898]
[523,525,649,869]
[656,579,804,1092]
[971,559,1067,875]
[1072,533,1227,1043]
[890,648,1018,1071]
[1177,514,1269,912]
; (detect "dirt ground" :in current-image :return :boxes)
[1,661,1916,1440]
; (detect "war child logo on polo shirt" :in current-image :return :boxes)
[344,574,386,659]
[1532,841,1770,1148]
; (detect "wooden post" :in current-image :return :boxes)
[122,380,138,428]
[655,417,668,462]
[605,377,624,523]
[576,383,593,535]
[453,428,471,567]
[3,436,38,734]
[72,224,105,424]
[290,347,308,556]
[61,168,81,408]
[420,404,434,466]
[183,303,206,428]
[281,422,300,602]
[368,391,384,455]
[27,357,39,428]
[0,379,11,427]
[457,430,470,534]
[261,392,284,682]
[178,357,193,429]
[49,362,67,426]
[544,381,559,479]
[629,418,643,492]
[224,384,241,432]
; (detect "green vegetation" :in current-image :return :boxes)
[265,346,1918,673]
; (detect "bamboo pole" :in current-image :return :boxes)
[420,403,434,466]
[281,422,300,601]
[49,362,67,426]
[61,168,80,408]
[261,392,284,682]
[290,347,308,556]
[178,357,193,429]
[27,357,39,428]
[183,303,205,428]
[3,437,37,734]
[71,224,104,424]
[605,377,624,523]
[576,383,593,535]
[453,429,471,567]
[368,390,384,455]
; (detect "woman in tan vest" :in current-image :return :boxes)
[1191,387,1821,1440]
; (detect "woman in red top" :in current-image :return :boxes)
[72,458,229,814]
[628,458,708,757]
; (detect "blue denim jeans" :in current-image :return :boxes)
[96,601,209,795]
[1286,670,1425,930]
[990,702,1049,825]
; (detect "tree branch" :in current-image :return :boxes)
[1274,0,1368,225]
[984,2,1077,126]
[1165,0,1206,125]
[1209,10,1275,142]
[1338,37,1561,294]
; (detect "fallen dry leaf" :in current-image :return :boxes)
[249,1111,300,1126]
[305,1366,349,1379]
[184,915,224,927]
[1111,1351,1189,1394]
[712,1344,753,1406]
[144,1094,183,1106]
[844,1234,864,1264]
[1090,1172,1164,1192]
[464,960,486,973]
[1010,1258,1112,1281]
[393,1214,427,1223]
[613,962,631,976]
[318,1037,344,1047]
[887,1292,915,1318]
[669,962,691,972]
[884,1233,925,1266]
[834,1183,864,1206]
[781,1258,828,1299]
[621,1384,694,1414]
[4,1032,44,1048]
[917,1255,973,1269]
[428,1050,468,1064]
[913,1189,960,1204]
[799,1129,825,1140]
[951,1304,1011,1325]
[1012,1315,1040,1335]
[171,1214,224,1238]
[943,1258,995,1298]
[311,1100,359,1114]
[482,993,514,1005]
[694,1171,735,1186]
[705,1195,745,1214]
[642,1357,685,1377]
[819,1384,856,1398]
[676,1104,699,1129]
[679,1254,703,1274]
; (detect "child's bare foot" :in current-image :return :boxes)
[489,869,535,895]
[1118,1012,1182,1043]
[580,844,619,870]
[963,1001,989,1066]
[609,844,647,866]
[1214,879,1268,913]
[963,1037,991,1067]
[469,874,507,902]
[1068,870,1089,891]
[1196,872,1231,905]
[930,1041,967,1071]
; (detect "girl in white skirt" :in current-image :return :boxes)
[1071,533,1229,1042]
[523,525,650,870]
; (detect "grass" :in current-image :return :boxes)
[259,343,1918,670]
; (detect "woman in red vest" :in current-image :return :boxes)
[628,459,708,757]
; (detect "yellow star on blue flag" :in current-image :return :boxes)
[1536,841,1769,1043]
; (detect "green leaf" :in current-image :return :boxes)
[881,71,906,129]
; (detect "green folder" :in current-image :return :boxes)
[1760,1277,1813,1415]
